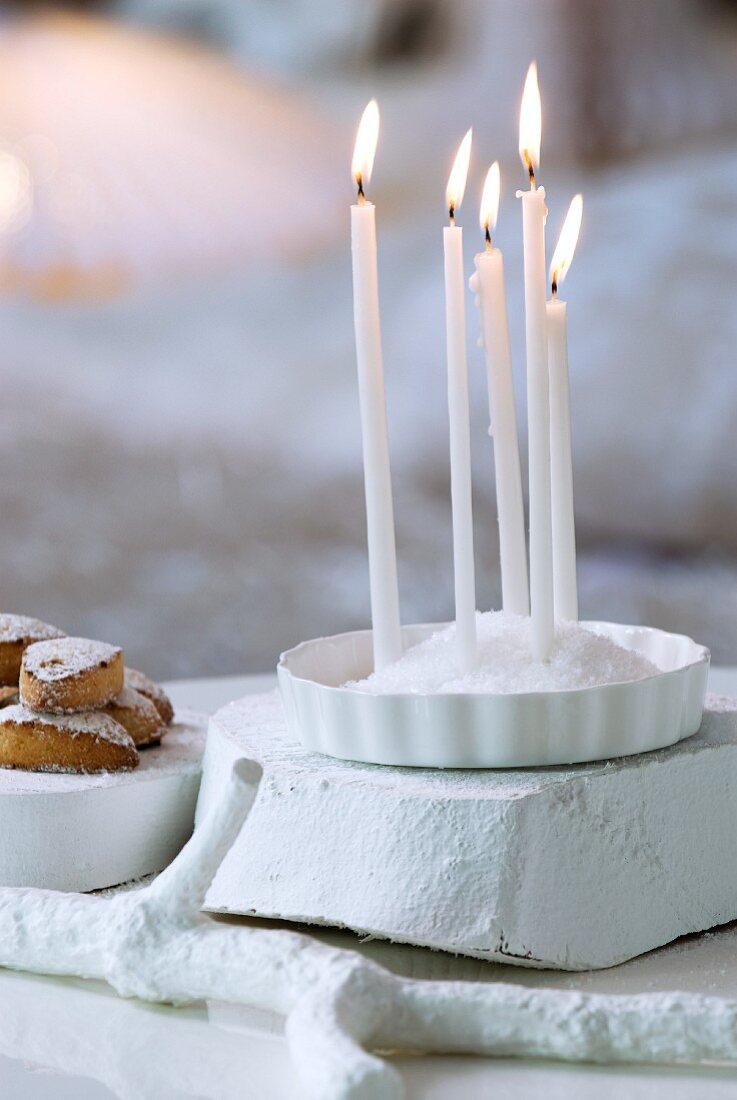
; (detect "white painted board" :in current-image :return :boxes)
[0,710,207,892]
[199,691,737,970]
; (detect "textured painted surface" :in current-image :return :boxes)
[200,691,737,969]
[0,709,206,891]
[4,758,737,1099]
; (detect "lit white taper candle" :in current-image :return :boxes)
[350,100,402,671]
[516,62,554,661]
[470,162,529,616]
[443,129,477,672]
[547,193,583,622]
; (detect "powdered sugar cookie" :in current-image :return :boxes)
[20,637,124,714]
[125,668,174,725]
[106,686,166,748]
[0,704,138,773]
[0,614,65,685]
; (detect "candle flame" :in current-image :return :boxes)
[446,128,473,221]
[351,99,380,198]
[518,62,542,184]
[550,194,583,294]
[479,161,500,240]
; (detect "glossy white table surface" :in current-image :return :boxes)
[3,668,737,1100]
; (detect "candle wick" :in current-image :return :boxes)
[356,175,366,204]
[528,162,536,190]
[551,276,558,298]
[449,203,455,226]
[484,224,492,251]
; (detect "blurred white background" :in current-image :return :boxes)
[1,0,737,675]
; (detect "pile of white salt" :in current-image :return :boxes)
[347,612,660,695]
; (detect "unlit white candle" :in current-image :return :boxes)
[472,246,529,617]
[546,297,578,621]
[349,101,402,672]
[443,128,477,673]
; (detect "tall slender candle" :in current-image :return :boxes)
[470,162,529,617]
[547,194,583,622]
[350,100,403,671]
[516,62,554,661]
[443,129,477,673]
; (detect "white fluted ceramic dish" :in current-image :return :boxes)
[278,622,710,768]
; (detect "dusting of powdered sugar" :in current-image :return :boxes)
[0,614,64,645]
[0,709,206,792]
[0,704,132,746]
[124,668,173,722]
[23,637,122,682]
[347,613,660,695]
[109,685,156,716]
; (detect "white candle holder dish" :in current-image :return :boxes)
[277,622,709,768]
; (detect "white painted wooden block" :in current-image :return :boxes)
[0,710,207,892]
[198,692,737,970]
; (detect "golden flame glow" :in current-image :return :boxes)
[445,128,472,219]
[479,161,500,236]
[351,99,380,195]
[518,62,542,180]
[0,151,32,233]
[550,193,583,292]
